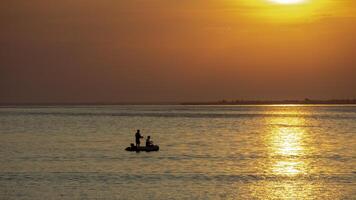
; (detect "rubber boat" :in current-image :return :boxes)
[125,144,159,152]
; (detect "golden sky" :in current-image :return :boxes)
[0,0,355,103]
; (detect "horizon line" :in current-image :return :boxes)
[1,98,356,106]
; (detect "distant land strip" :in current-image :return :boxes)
[1,99,356,106]
[181,99,356,105]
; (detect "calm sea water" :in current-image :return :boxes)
[0,105,355,199]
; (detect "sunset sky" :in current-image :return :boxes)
[1,0,356,103]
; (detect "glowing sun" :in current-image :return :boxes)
[268,0,306,4]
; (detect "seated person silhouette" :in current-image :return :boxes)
[146,136,154,147]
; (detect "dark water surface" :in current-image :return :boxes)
[0,105,355,199]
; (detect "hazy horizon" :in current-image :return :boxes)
[1,99,356,106]
[1,0,356,103]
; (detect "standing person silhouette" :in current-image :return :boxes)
[135,130,143,148]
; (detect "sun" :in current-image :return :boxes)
[268,0,306,4]
[239,0,326,22]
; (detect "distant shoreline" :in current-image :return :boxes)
[181,99,356,105]
[1,99,356,106]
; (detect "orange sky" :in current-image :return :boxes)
[1,0,355,103]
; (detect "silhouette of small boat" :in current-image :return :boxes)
[125,144,159,152]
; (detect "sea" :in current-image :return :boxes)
[0,105,355,199]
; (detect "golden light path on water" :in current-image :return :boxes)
[249,106,317,199]
[268,116,307,176]
[243,105,348,199]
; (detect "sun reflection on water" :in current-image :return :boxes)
[246,107,315,199]
[267,115,309,176]
[273,160,303,175]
